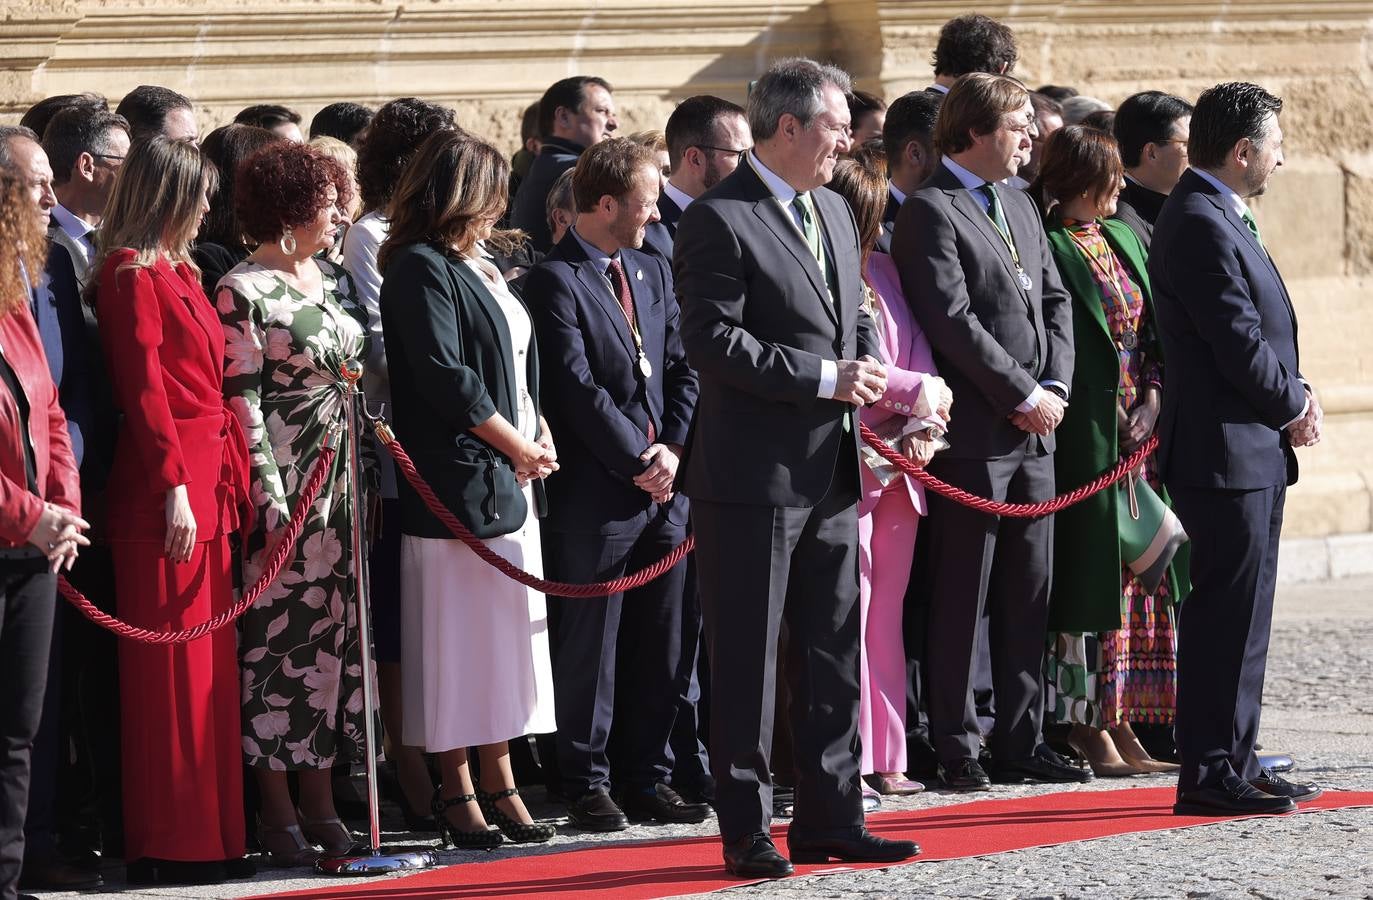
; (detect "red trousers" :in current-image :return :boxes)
[114,535,244,862]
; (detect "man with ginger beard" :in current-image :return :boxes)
[523,137,704,832]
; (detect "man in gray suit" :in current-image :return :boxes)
[674,57,917,879]
[41,107,129,287]
[893,73,1082,792]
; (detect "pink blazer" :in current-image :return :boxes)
[858,251,938,517]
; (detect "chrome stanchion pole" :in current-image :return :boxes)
[317,359,437,876]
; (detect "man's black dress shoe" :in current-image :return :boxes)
[722,833,793,878]
[19,858,104,890]
[992,746,1093,784]
[786,824,920,864]
[1251,768,1322,802]
[623,783,711,824]
[938,758,991,792]
[567,787,630,832]
[1174,775,1297,816]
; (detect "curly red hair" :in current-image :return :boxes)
[234,142,355,243]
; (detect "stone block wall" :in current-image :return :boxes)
[4,0,1371,537]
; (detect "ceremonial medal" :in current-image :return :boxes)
[1017,268,1033,292]
[635,269,643,281]
[1119,328,1139,351]
[638,353,653,378]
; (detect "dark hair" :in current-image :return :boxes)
[20,93,107,139]
[932,14,1018,78]
[234,104,302,131]
[847,90,886,121]
[1081,109,1115,133]
[520,101,540,143]
[310,102,374,144]
[882,90,941,167]
[537,76,613,139]
[664,94,746,170]
[198,124,287,248]
[1028,125,1123,212]
[235,142,351,244]
[572,137,659,213]
[115,85,193,141]
[0,125,41,170]
[1113,91,1194,167]
[935,73,1029,156]
[41,108,129,185]
[828,146,887,263]
[356,98,458,214]
[379,132,520,269]
[1030,92,1064,122]
[1189,82,1282,171]
[1035,85,1078,103]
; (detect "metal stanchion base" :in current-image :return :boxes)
[315,848,438,876]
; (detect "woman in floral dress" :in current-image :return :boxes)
[1032,126,1187,777]
[217,142,373,865]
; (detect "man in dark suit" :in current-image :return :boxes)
[510,76,618,253]
[674,58,917,878]
[643,95,750,261]
[893,73,1083,793]
[876,93,940,258]
[1149,82,1323,816]
[42,107,129,288]
[1112,91,1193,250]
[525,138,707,832]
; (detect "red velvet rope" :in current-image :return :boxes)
[57,442,338,645]
[858,422,1158,517]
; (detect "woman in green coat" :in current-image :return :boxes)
[1031,126,1187,777]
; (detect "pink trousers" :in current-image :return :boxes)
[857,480,919,775]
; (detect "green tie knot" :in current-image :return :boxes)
[1242,209,1264,247]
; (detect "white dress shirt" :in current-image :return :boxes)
[662,179,695,213]
[50,203,97,266]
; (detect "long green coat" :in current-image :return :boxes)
[1045,216,1188,633]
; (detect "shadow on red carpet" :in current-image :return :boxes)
[244,787,1373,900]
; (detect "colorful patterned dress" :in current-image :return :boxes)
[217,257,374,770]
[1045,219,1178,729]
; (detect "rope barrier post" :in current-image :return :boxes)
[316,360,437,877]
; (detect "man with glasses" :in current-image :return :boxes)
[1113,91,1195,249]
[645,95,751,261]
[893,72,1080,793]
[41,108,130,286]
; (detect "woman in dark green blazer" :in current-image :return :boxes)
[1032,126,1187,778]
[379,131,560,849]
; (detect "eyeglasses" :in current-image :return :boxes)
[1155,139,1189,151]
[695,144,751,160]
[92,153,125,163]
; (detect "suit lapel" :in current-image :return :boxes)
[451,255,517,403]
[949,188,1030,305]
[572,258,638,359]
[1204,191,1299,330]
[813,188,854,333]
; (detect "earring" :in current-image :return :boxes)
[279,231,297,255]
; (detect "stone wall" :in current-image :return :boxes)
[4,0,1372,536]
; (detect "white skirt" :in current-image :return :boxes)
[400,495,555,752]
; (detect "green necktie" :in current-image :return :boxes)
[977,182,1011,237]
[792,193,849,431]
[1241,209,1265,250]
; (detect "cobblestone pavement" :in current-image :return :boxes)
[29,576,1373,900]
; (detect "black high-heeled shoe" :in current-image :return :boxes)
[431,789,503,851]
[476,787,556,843]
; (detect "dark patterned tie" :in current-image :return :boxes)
[607,258,655,442]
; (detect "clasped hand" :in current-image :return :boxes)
[1287,387,1323,448]
[1010,390,1065,436]
[834,355,887,406]
[27,501,91,573]
[514,433,559,485]
[634,443,682,504]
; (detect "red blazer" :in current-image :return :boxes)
[96,251,249,543]
[0,303,80,547]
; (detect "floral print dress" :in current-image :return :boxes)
[217,257,373,770]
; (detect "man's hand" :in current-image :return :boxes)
[834,355,887,406]
[1010,391,1065,436]
[634,442,682,501]
[1287,386,1323,448]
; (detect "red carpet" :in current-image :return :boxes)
[247,787,1373,900]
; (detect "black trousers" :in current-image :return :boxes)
[923,447,1054,765]
[692,455,864,844]
[1168,483,1285,793]
[0,560,56,900]
[545,507,689,798]
[667,557,710,785]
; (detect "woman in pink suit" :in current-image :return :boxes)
[830,153,950,796]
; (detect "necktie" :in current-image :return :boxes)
[792,194,850,432]
[977,182,1011,237]
[1241,209,1265,250]
[606,258,655,442]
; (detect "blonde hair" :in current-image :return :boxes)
[0,172,46,317]
[309,135,362,219]
[627,129,667,154]
[88,135,216,299]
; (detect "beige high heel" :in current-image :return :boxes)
[1109,722,1181,774]
[1067,724,1144,777]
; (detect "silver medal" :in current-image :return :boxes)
[638,354,653,378]
[1017,268,1033,292]
[1120,328,1139,351]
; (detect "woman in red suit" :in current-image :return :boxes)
[91,136,254,886]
